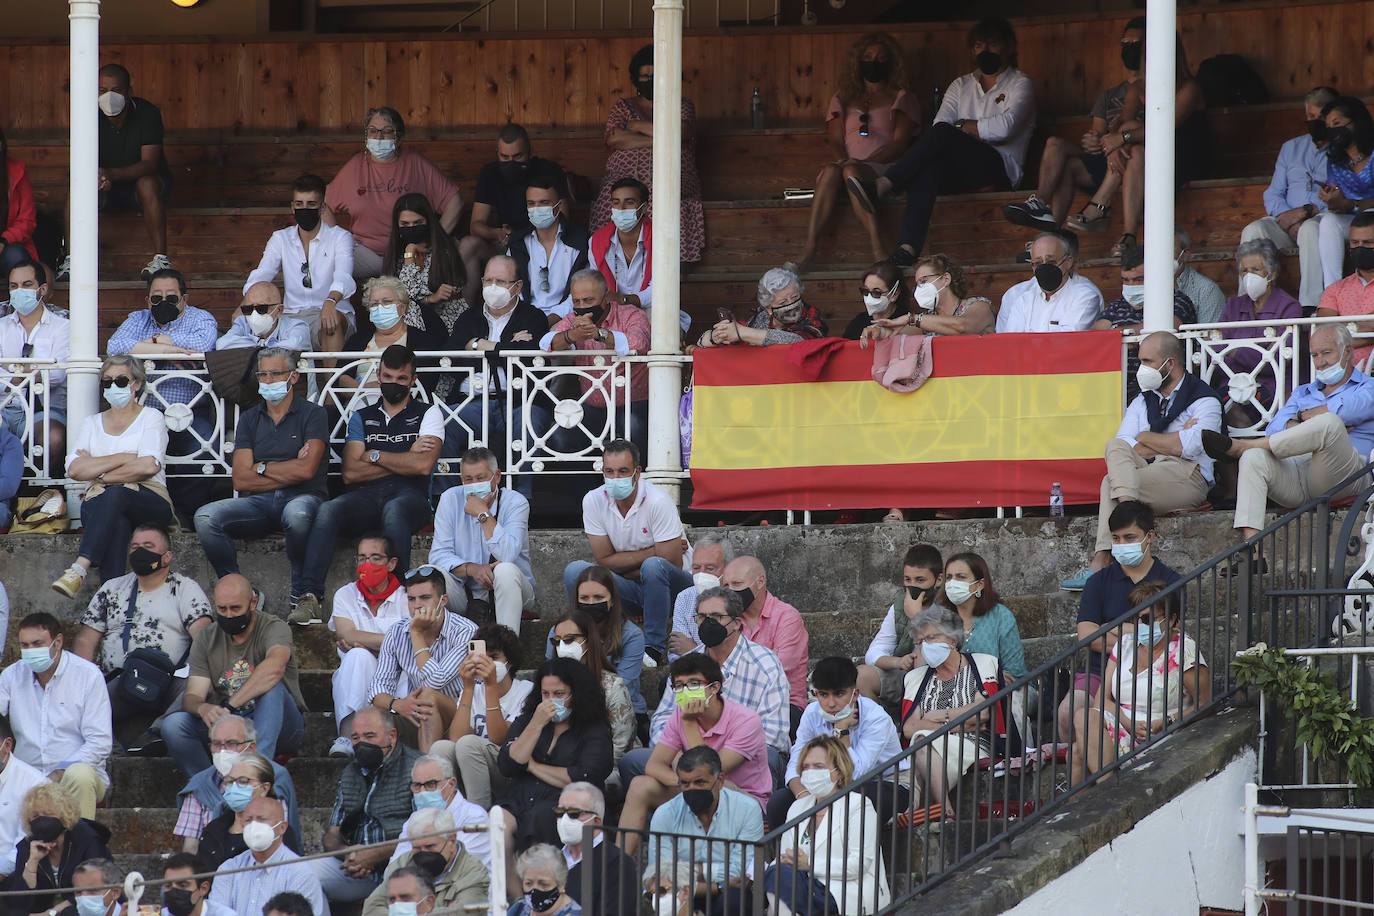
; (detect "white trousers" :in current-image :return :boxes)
[332,647,379,735]
[440,562,535,634]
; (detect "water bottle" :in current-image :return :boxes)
[750,88,765,129]
[1050,482,1064,519]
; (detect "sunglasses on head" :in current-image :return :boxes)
[858,110,870,138]
[240,303,279,315]
[101,376,133,390]
[403,564,440,585]
[149,294,180,306]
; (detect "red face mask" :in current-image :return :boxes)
[357,562,390,590]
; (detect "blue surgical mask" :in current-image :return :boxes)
[221,782,255,812]
[104,385,133,409]
[463,479,492,499]
[1316,362,1347,386]
[1135,621,1164,646]
[818,703,853,724]
[259,381,289,404]
[75,897,107,916]
[20,646,53,674]
[1111,541,1146,567]
[528,206,558,230]
[10,288,40,316]
[367,138,397,159]
[604,475,635,500]
[412,789,447,810]
[370,303,401,330]
[550,698,571,722]
[388,904,419,916]
[1121,284,1145,307]
[610,206,642,232]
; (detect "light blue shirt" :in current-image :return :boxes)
[429,488,536,588]
[1264,134,1328,216]
[209,845,330,916]
[216,313,313,352]
[648,787,763,885]
[1267,367,1374,455]
[785,695,905,783]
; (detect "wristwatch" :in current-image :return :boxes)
[256,462,268,476]
[597,327,610,343]
[369,449,382,464]
[477,512,492,524]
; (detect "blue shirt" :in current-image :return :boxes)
[648,787,764,885]
[429,487,536,588]
[1264,134,1328,216]
[785,695,904,783]
[216,314,313,352]
[1328,155,1374,206]
[1078,558,1182,675]
[1267,368,1374,456]
[107,306,220,405]
[0,426,20,528]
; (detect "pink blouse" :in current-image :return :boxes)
[826,90,921,163]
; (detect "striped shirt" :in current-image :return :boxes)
[367,611,477,703]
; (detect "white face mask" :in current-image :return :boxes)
[493,661,509,682]
[653,894,678,916]
[920,640,952,668]
[212,749,241,777]
[693,572,721,592]
[1136,361,1166,393]
[483,284,513,313]
[367,138,398,160]
[242,820,279,852]
[555,641,585,661]
[863,293,891,316]
[99,91,126,117]
[1121,283,1145,307]
[245,310,276,338]
[1241,272,1271,300]
[556,813,590,846]
[912,278,942,310]
[799,769,836,798]
[610,206,642,232]
[943,579,974,606]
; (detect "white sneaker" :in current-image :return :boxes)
[141,254,172,280]
[641,651,658,669]
[329,736,354,758]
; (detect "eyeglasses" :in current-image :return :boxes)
[365,127,399,139]
[859,286,889,297]
[300,261,313,290]
[552,807,595,819]
[549,633,586,645]
[356,553,389,565]
[240,303,278,315]
[482,278,517,288]
[410,779,446,792]
[149,294,180,306]
[858,110,869,138]
[101,376,132,390]
[255,368,292,381]
[539,266,551,294]
[210,738,251,752]
[220,777,262,788]
[695,612,733,625]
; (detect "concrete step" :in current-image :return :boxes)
[99,806,335,855]
[108,754,349,810]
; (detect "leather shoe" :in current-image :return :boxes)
[1201,429,1234,461]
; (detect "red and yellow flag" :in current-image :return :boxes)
[689,331,1123,511]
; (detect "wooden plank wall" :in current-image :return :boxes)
[0,0,1368,132]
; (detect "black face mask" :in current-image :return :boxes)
[129,546,166,577]
[697,616,730,648]
[1034,262,1065,293]
[858,59,891,83]
[379,381,410,405]
[398,224,429,245]
[353,741,387,770]
[681,788,715,816]
[215,612,251,636]
[1307,119,1327,143]
[1120,42,1142,71]
[1326,125,1354,154]
[906,585,938,603]
[573,305,605,324]
[577,601,611,622]
[293,207,321,231]
[730,586,754,611]
[411,850,449,880]
[162,889,196,916]
[151,300,180,326]
[528,887,562,914]
[498,160,530,183]
[976,50,1002,75]
[28,816,64,844]
[636,79,654,102]
[1352,246,1374,272]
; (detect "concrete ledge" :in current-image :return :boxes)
[899,705,1259,915]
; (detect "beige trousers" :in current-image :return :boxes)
[59,764,109,820]
[428,735,507,809]
[1094,438,1210,551]
[1234,412,1368,530]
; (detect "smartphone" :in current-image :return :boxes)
[716,307,734,323]
[469,639,486,656]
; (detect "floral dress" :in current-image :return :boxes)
[400,252,469,334]
[1103,634,1203,753]
[591,96,705,263]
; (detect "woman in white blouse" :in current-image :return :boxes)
[51,355,172,597]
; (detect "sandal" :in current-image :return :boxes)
[1065,201,1111,233]
[1110,232,1138,258]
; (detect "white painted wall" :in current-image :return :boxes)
[1006,749,1256,916]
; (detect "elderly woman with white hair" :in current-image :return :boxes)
[1217,237,1302,427]
[643,859,704,916]
[696,266,828,348]
[339,274,446,390]
[508,843,581,916]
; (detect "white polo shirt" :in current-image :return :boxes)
[996,273,1104,334]
[582,477,686,559]
[328,580,410,660]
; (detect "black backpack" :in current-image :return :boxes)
[1196,54,1270,107]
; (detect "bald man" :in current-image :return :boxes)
[719,556,810,715]
[160,574,309,777]
[217,282,313,351]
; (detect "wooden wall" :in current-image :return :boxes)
[0,0,1367,133]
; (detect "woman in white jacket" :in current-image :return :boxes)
[765,735,891,915]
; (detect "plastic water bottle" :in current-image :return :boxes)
[1050,482,1064,519]
[750,88,764,129]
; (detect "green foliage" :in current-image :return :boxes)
[1234,644,1374,789]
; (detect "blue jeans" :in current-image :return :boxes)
[435,399,547,499]
[762,864,838,916]
[194,491,322,597]
[160,681,304,777]
[302,481,432,596]
[563,556,692,649]
[78,485,174,577]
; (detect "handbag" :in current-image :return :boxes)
[114,581,189,713]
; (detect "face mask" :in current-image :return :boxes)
[398,224,429,245]
[674,685,707,709]
[162,889,196,916]
[557,813,591,845]
[771,302,804,326]
[610,206,642,232]
[549,698,571,722]
[1111,541,1146,567]
[380,381,410,405]
[1308,119,1328,143]
[354,741,387,770]
[1316,362,1347,386]
[654,894,678,916]
[388,904,418,916]
[370,303,401,330]
[818,701,853,724]
[863,293,892,316]
[527,888,562,914]
[246,310,277,338]
[216,612,251,636]
[730,586,755,610]
[1034,262,1064,293]
[10,288,39,316]
[604,475,635,500]
[242,821,278,853]
[221,782,255,812]
[464,479,493,499]
[20,646,53,674]
[913,279,941,310]
[799,769,836,798]
[693,572,721,592]
[412,789,446,810]
[357,561,390,590]
[920,640,952,668]
[1120,42,1143,70]
[976,50,1003,75]
[1135,621,1164,646]
[75,896,107,916]
[636,79,654,102]
[1351,246,1374,272]
[498,160,530,183]
[859,58,891,83]
[259,381,289,404]
[151,300,181,326]
[293,207,321,231]
[129,545,165,576]
[367,138,397,159]
[494,661,509,681]
[1136,363,1165,393]
[1121,283,1145,307]
[528,206,558,230]
[213,749,240,777]
[98,91,126,117]
[555,641,585,661]
[906,584,938,603]
[577,600,611,622]
[697,616,730,648]
[682,787,715,816]
[482,284,513,312]
[105,384,134,409]
[1326,125,1353,151]
[1242,272,1271,300]
[410,851,449,879]
[573,304,606,326]
[943,579,974,605]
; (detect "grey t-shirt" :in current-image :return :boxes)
[80,571,212,673]
[188,612,306,711]
[1090,80,1133,125]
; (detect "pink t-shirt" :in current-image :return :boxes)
[826,90,921,164]
[326,149,459,254]
[1318,272,1374,364]
[660,699,771,807]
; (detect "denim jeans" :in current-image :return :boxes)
[563,556,692,649]
[160,681,304,777]
[302,481,433,596]
[194,491,322,597]
[78,485,174,577]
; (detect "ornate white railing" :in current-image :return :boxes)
[0,357,61,480]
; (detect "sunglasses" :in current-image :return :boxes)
[149,294,180,306]
[101,376,133,390]
[240,303,279,315]
[858,110,869,138]
[403,564,440,585]
[552,807,595,819]
[301,261,313,290]
[20,343,33,358]
[550,633,586,645]
[539,266,551,294]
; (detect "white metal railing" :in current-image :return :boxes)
[0,357,61,479]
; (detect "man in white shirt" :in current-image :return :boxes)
[997,231,1104,333]
[507,174,589,322]
[216,282,313,352]
[846,18,1035,266]
[210,796,329,916]
[391,755,490,868]
[0,612,113,819]
[429,447,535,632]
[1,258,70,458]
[244,174,356,351]
[562,438,692,663]
[0,715,49,877]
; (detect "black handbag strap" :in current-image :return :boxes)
[121,579,191,667]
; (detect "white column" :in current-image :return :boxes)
[1142,0,1176,332]
[645,0,685,502]
[67,0,102,514]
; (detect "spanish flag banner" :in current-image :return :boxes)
[689,331,1123,511]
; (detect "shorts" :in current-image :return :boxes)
[0,400,64,436]
[1080,152,1108,188]
[100,174,172,213]
[1071,672,1103,696]
[290,306,356,349]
